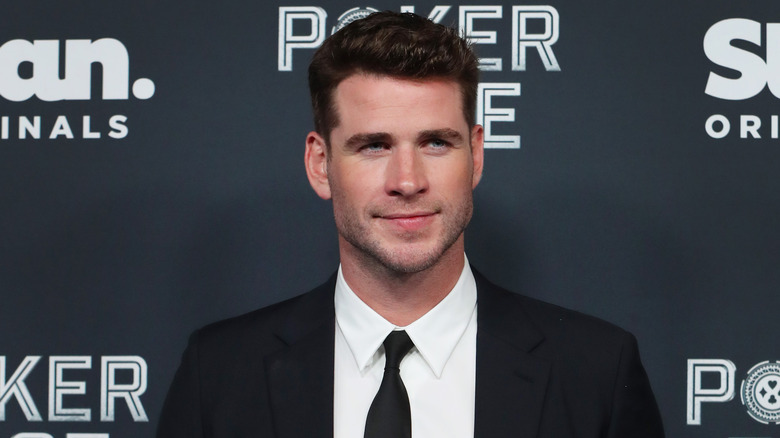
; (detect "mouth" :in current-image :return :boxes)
[381,211,435,219]
[377,211,437,232]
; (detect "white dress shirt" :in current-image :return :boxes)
[334,256,477,438]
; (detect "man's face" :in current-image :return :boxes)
[305,74,483,274]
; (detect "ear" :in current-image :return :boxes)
[305,131,332,200]
[470,124,484,189]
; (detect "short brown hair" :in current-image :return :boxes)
[308,11,479,142]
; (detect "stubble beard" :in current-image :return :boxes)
[333,193,473,276]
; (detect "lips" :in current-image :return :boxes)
[381,211,434,219]
[378,212,436,232]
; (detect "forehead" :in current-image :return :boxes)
[330,74,467,137]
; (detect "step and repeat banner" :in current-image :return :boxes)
[2,1,779,437]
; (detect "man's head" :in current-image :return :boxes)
[308,11,479,143]
[304,12,484,277]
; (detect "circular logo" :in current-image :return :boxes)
[741,361,780,424]
[331,7,380,34]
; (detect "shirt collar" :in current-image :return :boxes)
[334,255,477,378]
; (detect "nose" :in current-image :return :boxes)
[384,145,428,197]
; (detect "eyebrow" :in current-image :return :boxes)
[344,132,392,150]
[417,128,464,143]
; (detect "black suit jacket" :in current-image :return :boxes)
[158,270,664,437]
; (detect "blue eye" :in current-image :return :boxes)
[361,142,387,153]
[429,139,448,148]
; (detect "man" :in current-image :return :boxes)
[158,11,664,438]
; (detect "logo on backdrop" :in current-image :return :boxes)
[0,355,149,438]
[741,361,780,424]
[687,359,780,427]
[0,38,154,141]
[703,19,780,140]
[332,7,379,33]
[277,5,563,149]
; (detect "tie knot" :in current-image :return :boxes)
[383,330,414,370]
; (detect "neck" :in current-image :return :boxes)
[339,238,465,326]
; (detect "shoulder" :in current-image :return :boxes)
[474,269,635,360]
[190,274,336,357]
[474,269,664,434]
[518,291,630,343]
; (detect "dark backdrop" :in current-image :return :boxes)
[2,1,779,436]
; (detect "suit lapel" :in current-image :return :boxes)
[265,276,336,438]
[473,271,551,438]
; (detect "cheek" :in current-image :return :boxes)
[329,173,367,214]
[433,162,474,191]
[336,163,385,195]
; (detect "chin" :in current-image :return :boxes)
[373,244,452,274]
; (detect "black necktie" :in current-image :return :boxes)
[364,330,415,438]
